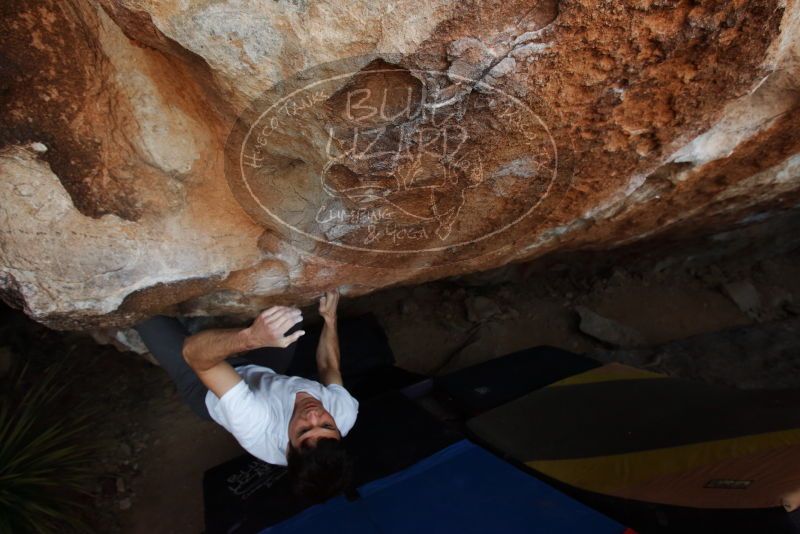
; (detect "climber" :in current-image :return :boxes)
[134,289,357,504]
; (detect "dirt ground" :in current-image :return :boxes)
[3,244,800,533]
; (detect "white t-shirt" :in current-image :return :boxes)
[205,364,359,466]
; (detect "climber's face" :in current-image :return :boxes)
[288,393,341,450]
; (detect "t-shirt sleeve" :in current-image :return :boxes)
[210,380,272,457]
[326,384,359,437]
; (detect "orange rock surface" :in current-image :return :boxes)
[1,0,799,328]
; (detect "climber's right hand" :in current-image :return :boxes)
[244,306,305,349]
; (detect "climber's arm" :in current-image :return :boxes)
[316,290,343,387]
[182,306,305,397]
[183,328,250,397]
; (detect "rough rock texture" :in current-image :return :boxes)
[2,0,800,329]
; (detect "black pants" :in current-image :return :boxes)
[134,316,300,421]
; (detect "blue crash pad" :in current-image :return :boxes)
[263,440,625,534]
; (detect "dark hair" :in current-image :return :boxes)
[287,438,353,504]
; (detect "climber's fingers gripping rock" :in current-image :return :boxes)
[247,306,305,348]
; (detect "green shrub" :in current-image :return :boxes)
[0,359,100,533]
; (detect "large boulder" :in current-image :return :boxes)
[1,0,800,329]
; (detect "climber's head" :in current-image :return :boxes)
[288,392,340,449]
[285,393,353,503]
[286,437,352,503]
